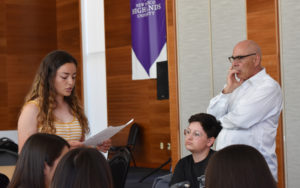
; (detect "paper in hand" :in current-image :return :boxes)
[83,119,134,146]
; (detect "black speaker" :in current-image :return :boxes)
[156,61,169,100]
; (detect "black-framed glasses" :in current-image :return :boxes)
[228,53,256,63]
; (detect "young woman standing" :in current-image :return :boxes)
[18,50,110,152]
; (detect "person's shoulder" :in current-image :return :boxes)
[22,99,39,113]
[178,154,193,164]
[252,71,281,92]
[264,73,279,82]
[260,75,281,93]
[26,99,39,106]
[259,70,279,85]
[174,155,192,171]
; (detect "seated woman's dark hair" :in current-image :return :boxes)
[51,147,113,188]
[9,133,70,188]
[205,144,277,188]
[188,113,222,138]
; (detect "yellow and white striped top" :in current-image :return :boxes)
[27,100,83,141]
[51,115,82,141]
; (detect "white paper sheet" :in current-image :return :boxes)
[83,119,134,146]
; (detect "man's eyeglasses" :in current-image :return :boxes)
[184,128,202,139]
[228,53,256,63]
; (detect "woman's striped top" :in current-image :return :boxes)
[27,100,83,141]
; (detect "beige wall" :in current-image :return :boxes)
[279,0,300,187]
[175,0,300,187]
[175,0,247,157]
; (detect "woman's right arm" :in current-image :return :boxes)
[17,103,39,152]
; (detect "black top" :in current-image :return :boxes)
[170,149,215,188]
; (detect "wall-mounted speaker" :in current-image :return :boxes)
[157,61,169,100]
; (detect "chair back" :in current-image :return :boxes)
[152,173,172,188]
[127,123,139,149]
[0,138,18,166]
[0,149,18,166]
[0,138,18,153]
[109,148,131,188]
[0,173,9,188]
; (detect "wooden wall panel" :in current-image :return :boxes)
[0,0,83,131]
[1,0,57,130]
[165,0,180,170]
[0,1,8,129]
[247,0,285,187]
[105,0,171,168]
[56,0,83,100]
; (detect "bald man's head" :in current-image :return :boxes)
[231,40,263,80]
[235,40,262,59]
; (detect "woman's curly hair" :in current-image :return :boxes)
[23,50,89,137]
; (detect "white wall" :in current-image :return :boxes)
[0,131,18,143]
[278,0,300,187]
[81,0,108,139]
[175,0,246,157]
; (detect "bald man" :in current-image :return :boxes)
[207,40,282,181]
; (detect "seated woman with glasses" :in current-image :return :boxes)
[169,113,222,188]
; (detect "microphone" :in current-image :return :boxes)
[170,181,190,188]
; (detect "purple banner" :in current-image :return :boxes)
[130,0,166,76]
